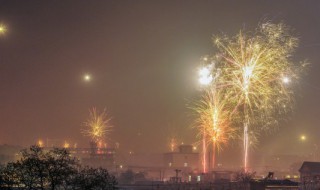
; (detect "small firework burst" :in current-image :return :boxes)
[82,108,112,143]
[194,90,237,150]
[192,89,238,171]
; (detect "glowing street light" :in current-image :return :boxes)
[300,135,306,141]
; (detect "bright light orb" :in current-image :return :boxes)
[0,24,6,34]
[282,76,290,84]
[84,74,91,81]
[199,67,210,77]
[300,135,306,141]
[198,66,213,85]
[243,66,254,78]
[38,140,44,147]
[199,75,213,85]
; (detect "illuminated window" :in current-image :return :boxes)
[197,176,201,182]
[169,162,172,167]
[184,162,188,167]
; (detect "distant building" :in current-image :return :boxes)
[163,145,199,181]
[43,141,116,170]
[75,142,115,169]
[164,145,199,170]
[163,145,199,170]
[80,149,115,169]
[299,161,320,190]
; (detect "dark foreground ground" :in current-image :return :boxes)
[118,181,299,190]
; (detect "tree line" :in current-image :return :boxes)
[0,146,117,190]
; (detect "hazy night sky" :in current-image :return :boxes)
[0,0,319,161]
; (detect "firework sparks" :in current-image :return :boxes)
[82,108,112,143]
[192,90,237,171]
[207,22,306,170]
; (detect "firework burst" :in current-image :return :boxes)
[82,108,112,143]
[196,22,307,171]
[192,89,238,171]
[214,23,302,120]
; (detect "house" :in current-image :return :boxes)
[299,161,320,190]
[163,145,199,170]
[163,145,199,181]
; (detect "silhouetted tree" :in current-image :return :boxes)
[0,162,21,189]
[19,145,47,190]
[45,148,78,190]
[70,167,117,190]
[0,146,118,190]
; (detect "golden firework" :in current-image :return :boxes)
[214,23,305,120]
[195,90,237,150]
[194,22,307,171]
[82,108,112,143]
[204,22,306,170]
[192,89,238,170]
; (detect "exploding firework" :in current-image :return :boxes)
[192,89,237,171]
[200,22,307,170]
[82,108,112,143]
